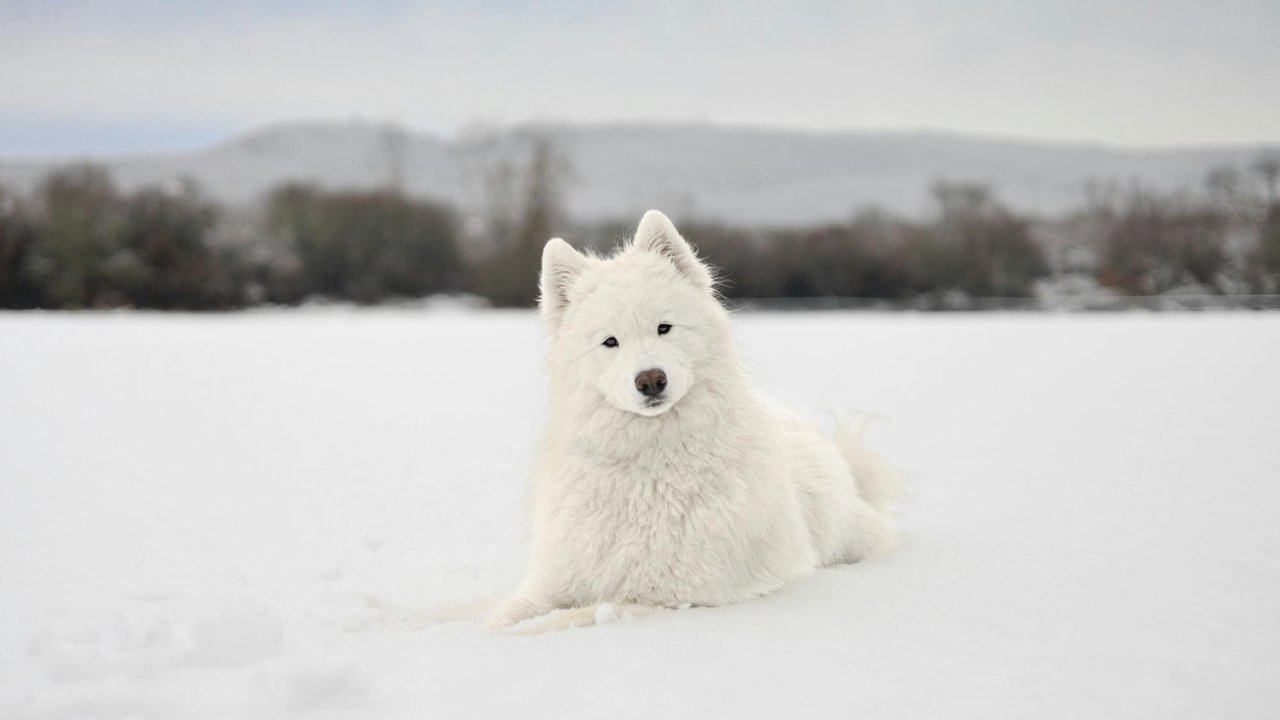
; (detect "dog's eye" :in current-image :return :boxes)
[657,324,672,335]
[602,336,618,348]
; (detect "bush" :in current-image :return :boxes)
[24,168,240,309]
[1095,190,1227,294]
[119,182,230,308]
[0,186,41,308]
[1261,204,1280,274]
[577,194,1046,302]
[27,166,129,308]
[908,183,1049,297]
[266,185,461,303]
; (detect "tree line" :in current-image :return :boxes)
[1,150,1278,310]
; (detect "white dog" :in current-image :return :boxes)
[491,210,901,631]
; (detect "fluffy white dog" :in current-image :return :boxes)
[491,210,901,631]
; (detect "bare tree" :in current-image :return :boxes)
[457,129,571,306]
[1253,154,1280,205]
[932,181,994,238]
[380,123,408,196]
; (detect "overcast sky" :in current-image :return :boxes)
[2,0,1278,154]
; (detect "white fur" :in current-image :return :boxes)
[490,210,901,629]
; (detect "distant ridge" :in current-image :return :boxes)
[1,120,1273,224]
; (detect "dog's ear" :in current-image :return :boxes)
[540,238,588,330]
[633,210,714,290]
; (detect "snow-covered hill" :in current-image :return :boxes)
[1,121,1273,223]
[1,310,1277,718]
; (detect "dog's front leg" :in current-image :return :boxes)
[487,562,573,629]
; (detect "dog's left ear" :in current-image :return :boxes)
[633,210,714,290]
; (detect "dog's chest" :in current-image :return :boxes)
[562,453,712,541]
[553,449,742,602]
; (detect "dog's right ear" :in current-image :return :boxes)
[539,238,588,330]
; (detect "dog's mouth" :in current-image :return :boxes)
[624,388,680,417]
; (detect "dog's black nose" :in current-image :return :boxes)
[635,369,668,397]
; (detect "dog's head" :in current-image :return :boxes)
[539,210,726,418]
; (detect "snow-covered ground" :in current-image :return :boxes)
[2,309,1278,719]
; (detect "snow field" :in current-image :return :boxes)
[1,309,1278,718]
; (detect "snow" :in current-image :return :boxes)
[1,309,1278,718]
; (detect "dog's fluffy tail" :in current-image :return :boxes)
[835,413,904,512]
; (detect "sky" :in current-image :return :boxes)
[1,0,1278,155]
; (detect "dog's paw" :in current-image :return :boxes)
[505,603,663,636]
[508,606,602,636]
[486,597,556,631]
